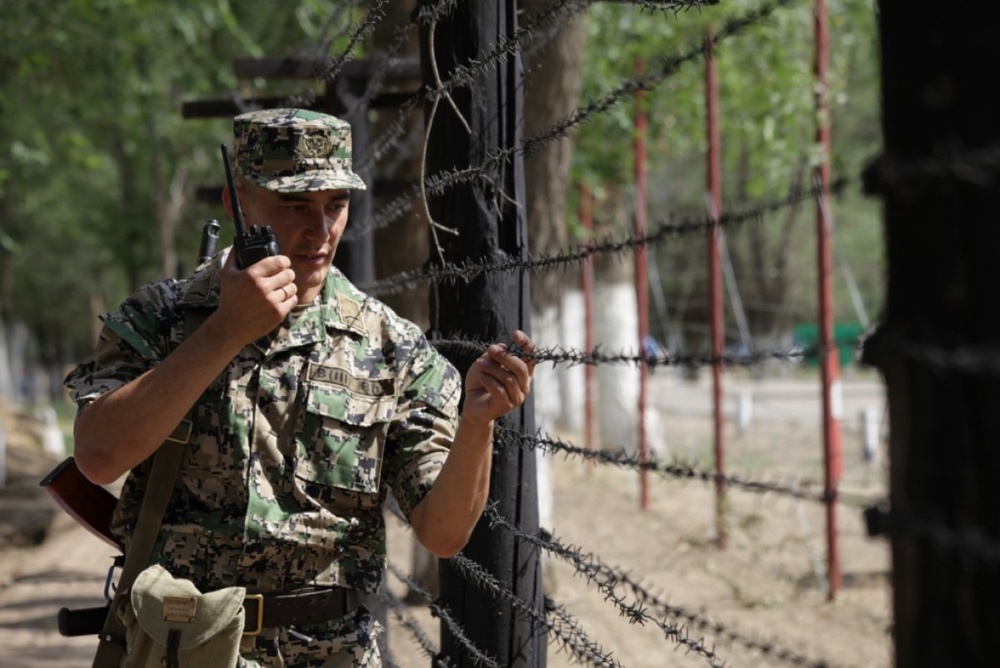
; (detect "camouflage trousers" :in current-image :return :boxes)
[238,605,381,668]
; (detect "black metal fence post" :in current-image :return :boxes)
[418,2,546,667]
[868,2,1000,665]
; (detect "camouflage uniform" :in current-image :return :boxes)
[65,256,461,667]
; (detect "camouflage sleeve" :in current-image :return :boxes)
[63,327,153,408]
[383,337,461,519]
[63,284,178,408]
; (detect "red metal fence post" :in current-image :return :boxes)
[706,32,727,548]
[814,0,843,600]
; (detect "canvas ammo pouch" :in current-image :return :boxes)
[115,564,245,668]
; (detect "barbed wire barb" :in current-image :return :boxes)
[386,560,499,668]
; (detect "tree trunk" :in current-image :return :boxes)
[155,160,189,279]
[521,1,587,435]
[593,257,640,454]
[521,0,586,313]
[519,4,586,591]
[590,190,666,457]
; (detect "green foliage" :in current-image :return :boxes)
[0,0,361,364]
[575,0,878,195]
[573,0,883,340]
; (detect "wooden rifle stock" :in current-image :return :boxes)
[39,457,123,551]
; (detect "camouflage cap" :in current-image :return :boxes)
[233,108,366,192]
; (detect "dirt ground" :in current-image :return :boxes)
[0,371,892,667]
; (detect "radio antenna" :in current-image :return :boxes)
[220,144,247,237]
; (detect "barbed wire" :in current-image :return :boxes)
[448,553,624,668]
[388,500,724,666]
[384,452,857,668]
[863,327,1000,379]
[385,502,628,667]
[284,0,390,108]
[521,3,586,64]
[352,0,592,237]
[412,0,460,24]
[512,0,792,162]
[359,175,851,296]
[865,505,1000,563]
[352,0,461,174]
[417,0,587,96]
[354,0,787,242]
[428,334,862,371]
[358,0,585,171]
[346,25,417,119]
[387,495,848,668]
[432,0,785,165]
[494,426,882,510]
[478,506,730,667]
[484,505,838,668]
[379,585,453,668]
[607,0,722,13]
[379,393,873,667]
[292,2,356,67]
[865,142,1000,193]
[385,560,500,668]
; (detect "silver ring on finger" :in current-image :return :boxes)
[280,286,289,300]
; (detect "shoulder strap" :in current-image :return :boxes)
[91,308,209,667]
[91,428,191,667]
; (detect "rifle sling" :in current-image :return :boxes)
[91,433,189,666]
[91,308,208,668]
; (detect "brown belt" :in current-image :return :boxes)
[243,587,359,636]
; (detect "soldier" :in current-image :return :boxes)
[65,108,536,667]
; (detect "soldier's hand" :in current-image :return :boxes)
[215,249,298,343]
[461,330,537,427]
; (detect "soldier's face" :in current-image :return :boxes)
[241,183,351,302]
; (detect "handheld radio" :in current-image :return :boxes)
[220,144,279,269]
